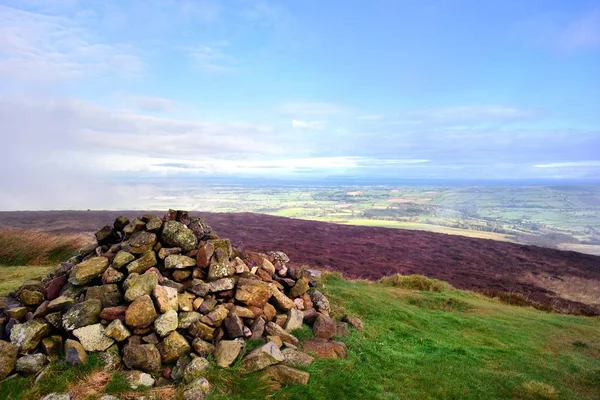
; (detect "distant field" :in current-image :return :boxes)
[144,183,600,255]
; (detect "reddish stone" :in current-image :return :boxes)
[196,242,214,268]
[100,306,128,321]
[302,338,347,359]
[45,275,67,301]
[313,314,336,339]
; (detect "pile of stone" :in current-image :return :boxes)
[0,210,363,398]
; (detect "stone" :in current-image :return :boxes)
[158,247,182,260]
[100,306,128,321]
[250,317,266,340]
[188,216,212,239]
[207,257,235,281]
[112,251,135,269]
[164,254,196,269]
[95,225,119,245]
[153,285,179,313]
[19,289,44,306]
[10,319,51,352]
[62,299,101,331]
[173,270,192,282]
[289,278,310,298]
[145,216,163,231]
[178,312,202,329]
[65,339,88,366]
[44,275,68,301]
[154,310,178,337]
[40,394,71,400]
[231,306,255,319]
[266,364,310,385]
[126,250,157,274]
[310,290,331,313]
[99,344,122,371]
[41,337,61,361]
[281,348,314,367]
[224,315,244,338]
[336,322,350,337]
[86,284,122,307]
[128,231,157,254]
[270,286,295,311]
[242,342,284,372]
[47,296,74,312]
[284,308,304,332]
[114,215,130,230]
[207,277,236,293]
[214,340,244,368]
[123,370,155,389]
[264,322,299,346]
[123,344,161,372]
[199,298,217,314]
[6,306,28,321]
[183,377,212,400]
[123,218,145,236]
[188,321,215,341]
[196,242,214,268]
[200,305,229,327]
[188,279,210,297]
[69,257,109,285]
[302,339,347,359]
[72,324,114,351]
[343,315,364,331]
[143,332,160,345]
[235,279,272,307]
[192,338,215,356]
[268,335,283,348]
[158,331,191,364]
[263,303,277,321]
[161,221,198,252]
[183,356,210,383]
[44,313,62,329]
[171,354,192,382]
[313,314,336,339]
[15,353,48,375]
[0,340,18,380]
[102,267,124,284]
[125,295,158,328]
[124,273,158,302]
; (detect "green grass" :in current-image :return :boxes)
[1,273,599,399]
[0,265,54,294]
[0,229,83,267]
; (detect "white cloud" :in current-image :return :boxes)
[279,102,346,116]
[533,161,600,168]
[186,43,237,73]
[128,96,176,112]
[0,4,143,84]
[358,114,383,120]
[291,119,326,130]
[409,106,536,120]
[560,8,600,51]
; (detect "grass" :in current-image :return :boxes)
[0,229,85,267]
[1,273,600,399]
[0,265,54,294]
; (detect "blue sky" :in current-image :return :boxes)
[1,0,600,207]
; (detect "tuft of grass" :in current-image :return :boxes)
[521,381,559,400]
[377,273,450,292]
[104,371,131,394]
[0,229,86,267]
[0,265,54,294]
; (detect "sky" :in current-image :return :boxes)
[1,0,600,209]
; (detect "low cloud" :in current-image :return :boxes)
[291,119,326,130]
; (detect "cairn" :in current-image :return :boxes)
[0,210,362,397]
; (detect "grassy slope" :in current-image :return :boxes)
[2,274,599,400]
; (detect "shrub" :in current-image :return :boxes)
[377,274,450,292]
[521,380,558,400]
[0,229,86,266]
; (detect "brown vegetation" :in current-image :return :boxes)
[1,210,600,315]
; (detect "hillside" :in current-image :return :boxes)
[1,211,599,315]
[2,272,599,399]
